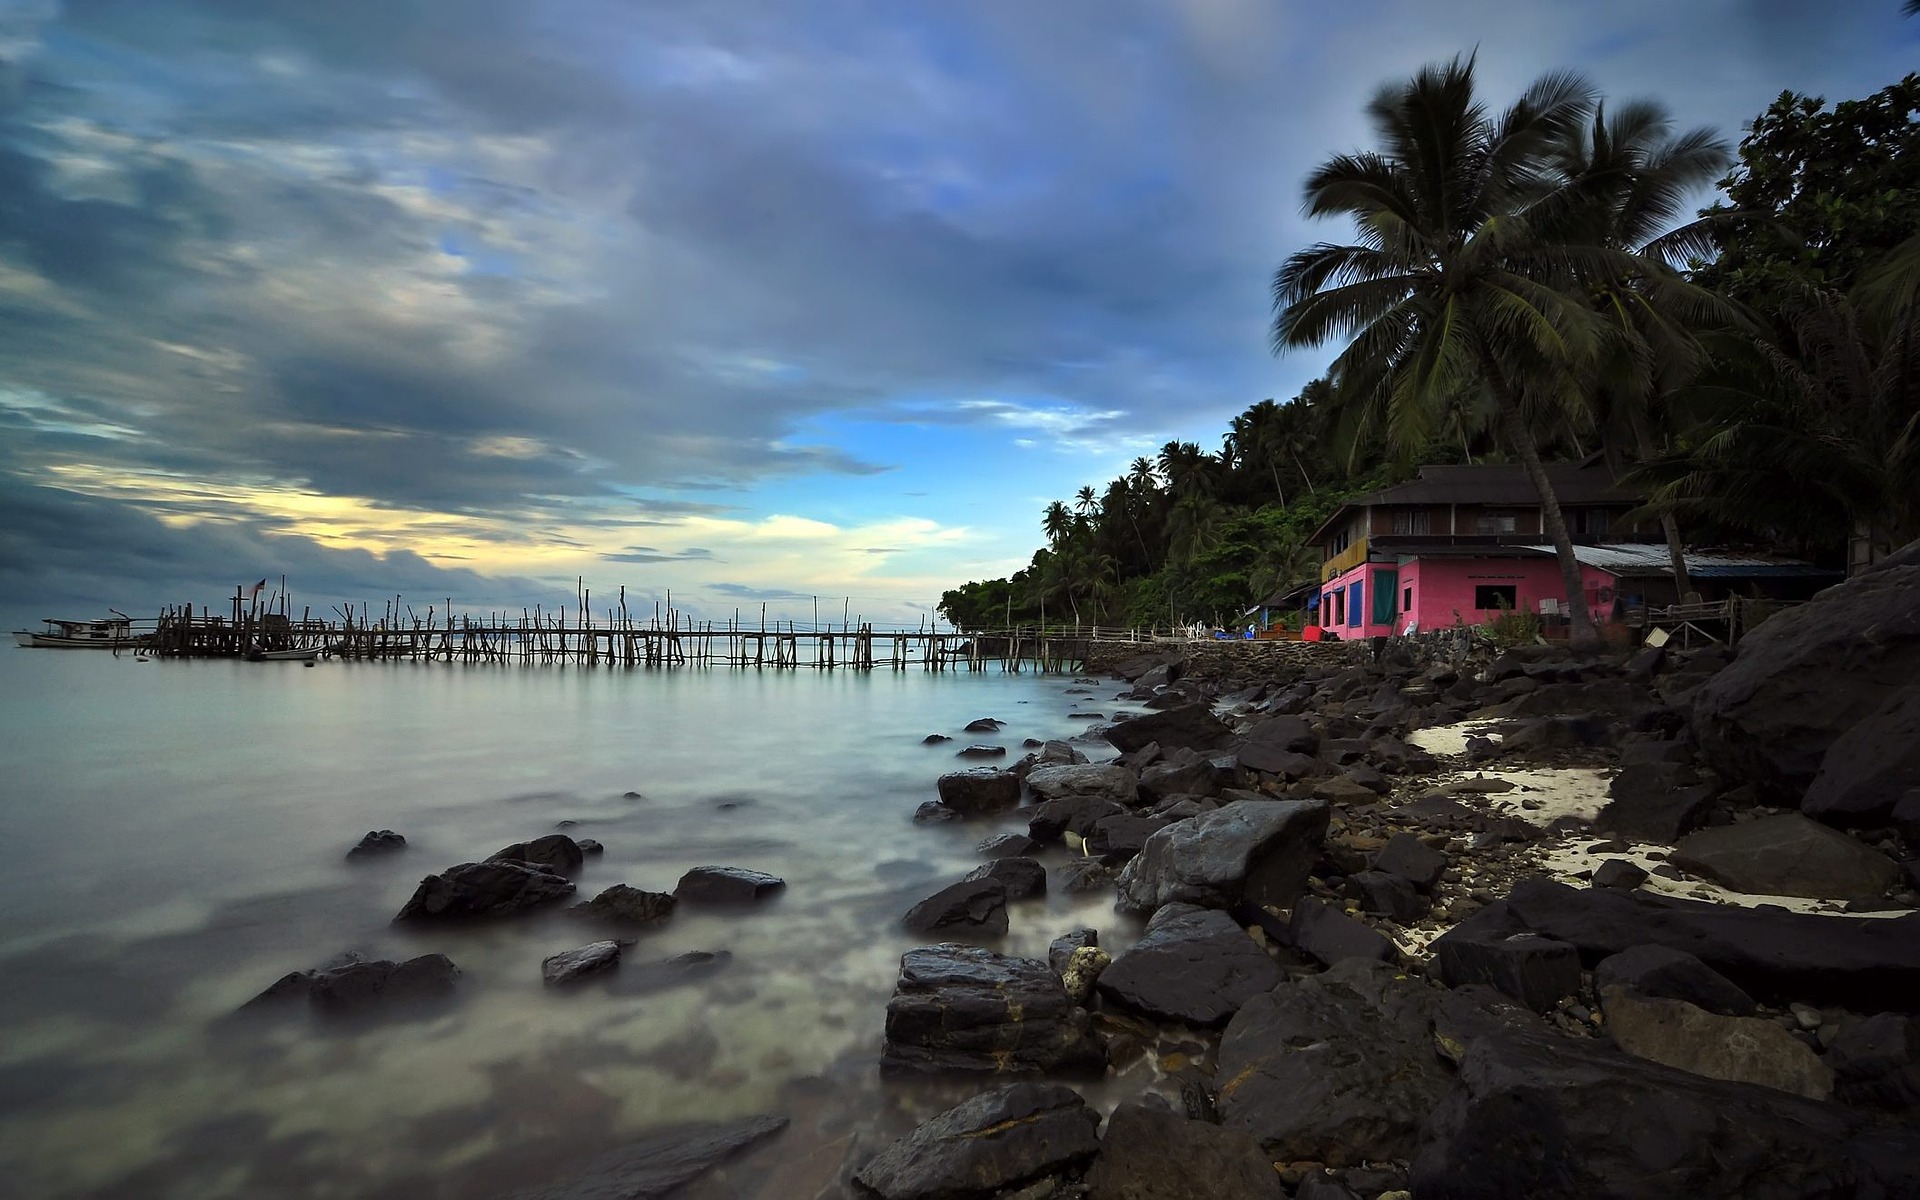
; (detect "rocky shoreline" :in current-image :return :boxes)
[844,543,1920,1199]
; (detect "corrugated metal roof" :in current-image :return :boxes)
[1514,544,1836,577]
[1307,461,1639,546]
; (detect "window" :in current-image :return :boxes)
[1574,509,1610,536]
[1404,586,1414,611]
[1391,509,1431,535]
[1474,584,1518,610]
[1476,512,1519,535]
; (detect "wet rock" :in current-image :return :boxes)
[964,718,1005,733]
[575,838,604,855]
[1287,897,1395,967]
[1231,742,1320,779]
[1373,833,1446,892]
[1596,763,1714,843]
[1139,758,1220,803]
[509,1114,788,1200]
[1670,813,1900,902]
[852,1083,1100,1200]
[979,832,1043,858]
[904,879,1009,936]
[937,769,1023,817]
[605,949,732,998]
[1590,859,1648,890]
[488,833,586,876]
[1311,775,1382,805]
[923,733,953,744]
[1242,714,1319,755]
[1028,795,1129,845]
[1217,959,1450,1166]
[1593,944,1756,1017]
[882,945,1103,1076]
[1106,703,1234,755]
[964,856,1046,900]
[345,830,406,859]
[1116,799,1329,914]
[568,883,677,928]
[1057,857,1116,895]
[1345,871,1428,922]
[1048,929,1098,975]
[1060,946,1110,1005]
[1084,813,1170,865]
[1431,915,1581,1012]
[673,866,786,904]
[1083,1102,1282,1200]
[542,940,624,986]
[956,744,1007,759]
[914,800,961,824]
[1826,1013,1920,1111]
[1409,996,1920,1200]
[1026,763,1139,805]
[1096,904,1284,1028]
[394,861,576,921]
[1599,985,1833,1099]
[1500,877,1920,1011]
[307,954,460,1014]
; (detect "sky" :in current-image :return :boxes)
[1,0,1914,630]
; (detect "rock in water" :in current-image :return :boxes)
[1096,904,1283,1028]
[963,856,1046,900]
[1689,541,1920,806]
[569,884,677,927]
[1599,985,1834,1099]
[345,830,406,859]
[487,833,585,876]
[306,954,459,1015]
[935,769,1022,816]
[394,861,575,921]
[852,1083,1100,1200]
[1117,800,1329,914]
[1059,946,1110,1005]
[1217,959,1452,1166]
[882,944,1103,1076]
[673,866,785,903]
[542,941,623,985]
[903,879,1010,936]
[1083,1102,1282,1200]
[1670,813,1899,902]
[508,1115,788,1200]
[1025,763,1140,805]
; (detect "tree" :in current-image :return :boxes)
[1555,99,1735,601]
[1041,500,1072,550]
[1271,56,1619,649]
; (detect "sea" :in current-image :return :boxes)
[0,647,1142,1199]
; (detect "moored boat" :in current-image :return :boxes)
[13,615,151,650]
[244,645,323,661]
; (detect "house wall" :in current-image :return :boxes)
[1398,557,1618,632]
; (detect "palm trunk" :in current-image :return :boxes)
[1292,450,1317,495]
[1629,410,1693,602]
[1488,372,1602,652]
[1269,462,1286,508]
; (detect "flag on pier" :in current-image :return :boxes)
[250,579,267,599]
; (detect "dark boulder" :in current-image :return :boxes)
[568,884,676,927]
[1106,703,1233,755]
[1048,929,1098,975]
[1596,763,1714,843]
[575,838,604,855]
[1826,1013,1920,1111]
[1500,876,1920,1010]
[964,718,1005,733]
[1241,714,1319,755]
[394,861,575,921]
[542,940,624,986]
[978,832,1042,858]
[904,879,1010,936]
[1217,959,1451,1166]
[1057,857,1116,895]
[1689,543,1920,804]
[1083,813,1170,865]
[1230,742,1320,780]
[1095,904,1284,1028]
[1287,897,1396,967]
[963,856,1046,900]
[1592,944,1755,1017]
[852,1083,1099,1200]
[914,800,961,824]
[1083,1102,1282,1200]
[1670,813,1900,902]
[1430,910,1583,1012]
[1025,763,1139,805]
[1598,985,1833,1100]
[1139,758,1219,803]
[1344,870,1428,922]
[345,830,406,859]
[956,744,1006,759]
[673,866,785,904]
[923,733,953,744]
[936,769,1022,816]
[1803,688,1920,826]
[1373,832,1447,892]
[881,945,1103,1076]
[1028,795,1128,845]
[1590,859,1649,889]
[487,834,585,876]
[1409,994,1920,1200]
[1116,800,1329,914]
[307,954,459,1015]
[508,1115,788,1200]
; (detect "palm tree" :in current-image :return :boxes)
[1042,500,1073,551]
[1271,55,1617,650]
[1554,99,1734,602]
[1073,485,1100,521]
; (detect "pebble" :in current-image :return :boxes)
[1789,1002,1823,1031]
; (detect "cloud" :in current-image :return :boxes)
[606,546,719,563]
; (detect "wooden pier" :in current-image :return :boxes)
[136,585,1143,673]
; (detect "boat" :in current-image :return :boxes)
[13,615,151,650]
[244,645,323,662]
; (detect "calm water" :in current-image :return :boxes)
[0,649,1135,1199]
